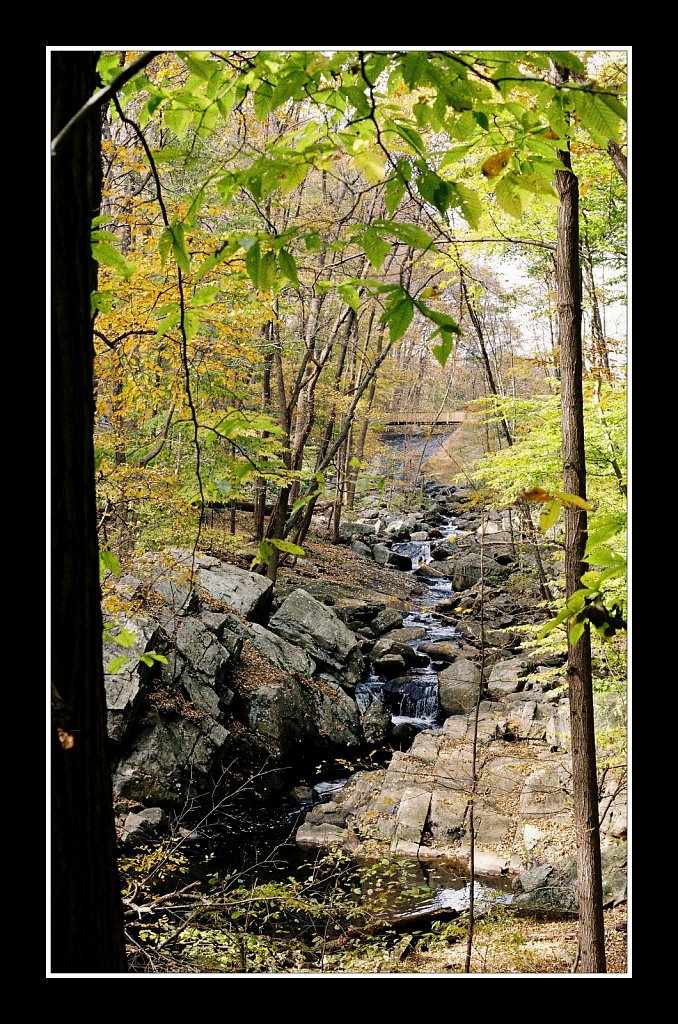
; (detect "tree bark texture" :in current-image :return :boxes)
[554,64,607,974]
[51,51,128,973]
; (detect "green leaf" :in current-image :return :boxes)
[379,292,414,343]
[448,182,483,229]
[91,229,120,243]
[158,226,173,266]
[180,52,214,81]
[384,173,407,216]
[185,187,206,228]
[361,228,391,271]
[553,489,593,511]
[537,608,568,639]
[276,161,308,194]
[573,91,623,147]
[580,570,602,590]
[439,143,475,168]
[539,498,560,533]
[416,166,451,215]
[92,241,137,280]
[278,248,300,288]
[302,230,322,252]
[253,79,275,121]
[416,301,461,335]
[170,221,191,275]
[337,283,360,312]
[164,105,193,140]
[192,284,220,306]
[386,120,425,155]
[510,172,559,203]
[598,93,627,122]
[155,311,181,339]
[114,627,137,649]
[99,548,121,580]
[569,619,587,645]
[543,51,586,76]
[97,53,122,84]
[106,656,129,674]
[401,51,430,89]
[495,175,524,219]
[352,149,386,185]
[139,652,169,667]
[269,538,305,556]
[372,220,434,250]
[431,331,455,368]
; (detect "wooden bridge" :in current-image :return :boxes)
[377,411,468,428]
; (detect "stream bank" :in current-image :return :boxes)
[105,482,626,919]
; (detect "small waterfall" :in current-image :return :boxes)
[396,679,439,722]
[357,515,463,731]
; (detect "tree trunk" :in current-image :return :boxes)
[553,63,606,974]
[460,270,513,447]
[51,51,127,973]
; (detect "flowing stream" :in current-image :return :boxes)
[355,514,461,730]
[190,513,514,919]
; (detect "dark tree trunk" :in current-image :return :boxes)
[553,64,606,974]
[51,51,127,973]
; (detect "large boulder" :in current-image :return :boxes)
[197,563,273,624]
[244,622,316,678]
[268,588,365,691]
[239,675,361,758]
[112,709,230,805]
[438,659,482,716]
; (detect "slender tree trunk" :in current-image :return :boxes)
[460,271,513,447]
[51,50,127,973]
[553,63,606,973]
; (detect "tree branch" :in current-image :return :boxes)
[50,51,162,156]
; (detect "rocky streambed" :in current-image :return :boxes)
[104,482,627,914]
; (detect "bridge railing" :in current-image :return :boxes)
[377,412,468,427]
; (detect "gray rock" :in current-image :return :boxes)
[103,617,163,745]
[182,678,222,717]
[373,544,412,570]
[513,843,627,912]
[338,521,377,541]
[438,659,482,716]
[121,807,168,845]
[245,622,316,678]
[431,540,457,560]
[112,711,230,805]
[519,765,572,818]
[487,656,530,698]
[197,563,273,623]
[175,618,237,687]
[418,642,459,663]
[370,608,405,636]
[351,540,373,559]
[361,700,392,746]
[372,654,407,678]
[268,589,365,691]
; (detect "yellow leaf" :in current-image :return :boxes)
[481,148,513,178]
[520,486,552,503]
[554,489,593,511]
